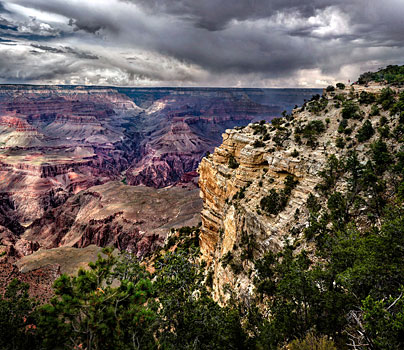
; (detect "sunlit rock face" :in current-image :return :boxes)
[198,84,394,304]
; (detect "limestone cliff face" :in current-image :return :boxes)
[198,84,398,303]
[198,129,325,303]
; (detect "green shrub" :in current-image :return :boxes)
[336,137,345,148]
[284,175,298,195]
[221,251,233,268]
[291,149,299,157]
[288,332,337,350]
[260,189,287,215]
[342,100,360,119]
[336,82,345,89]
[338,118,348,133]
[253,140,265,148]
[358,64,404,85]
[371,138,392,174]
[378,87,395,110]
[359,91,376,104]
[228,155,239,169]
[370,104,380,116]
[356,120,375,142]
[326,85,335,92]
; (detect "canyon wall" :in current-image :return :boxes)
[198,83,399,303]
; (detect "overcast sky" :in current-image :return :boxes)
[0,0,403,87]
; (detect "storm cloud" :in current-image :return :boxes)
[0,0,403,87]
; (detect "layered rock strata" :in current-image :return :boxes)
[198,84,398,303]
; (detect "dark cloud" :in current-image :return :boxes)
[64,46,98,60]
[31,44,99,59]
[126,0,337,31]
[1,0,404,86]
[68,18,103,34]
[31,43,64,54]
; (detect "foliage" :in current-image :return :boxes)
[260,189,287,215]
[378,87,396,110]
[362,287,404,350]
[251,122,268,135]
[228,155,239,169]
[326,85,335,92]
[2,225,249,350]
[370,104,379,116]
[358,65,404,85]
[356,119,375,142]
[288,332,337,350]
[316,155,343,193]
[371,138,392,174]
[253,139,265,148]
[307,97,328,114]
[0,279,40,350]
[338,118,348,133]
[291,149,299,157]
[359,91,376,104]
[253,204,404,349]
[273,128,291,147]
[342,100,360,119]
[336,82,345,89]
[38,248,156,350]
[295,120,325,148]
[153,243,247,349]
[336,137,345,148]
[260,175,298,215]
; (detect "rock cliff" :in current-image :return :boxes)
[198,83,402,303]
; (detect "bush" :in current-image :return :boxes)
[336,83,345,89]
[297,120,325,147]
[253,140,265,148]
[288,332,337,350]
[326,85,335,92]
[342,101,360,119]
[0,279,40,350]
[336,137,345,148]
[358,64,404,85]
[359,91,376,104]
[260,189,288,215]
[221,251,233,268]
[371,138,392,174]
[370,104,380,116]
[378,87,395,110]
[356,120,375,142]
[228,155,239,169]
[284,175,298,195]
[338,118,348,133]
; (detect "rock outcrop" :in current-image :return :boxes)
[198,83,400,303]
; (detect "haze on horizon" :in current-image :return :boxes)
[0,0,403,88]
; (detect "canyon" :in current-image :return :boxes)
[0,85,318,289]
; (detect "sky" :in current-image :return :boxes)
[0,0,403,87]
